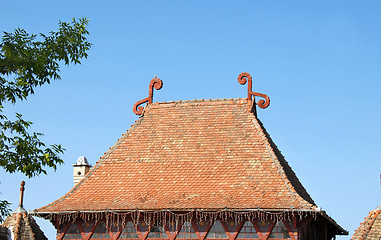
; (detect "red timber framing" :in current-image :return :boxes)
[56,216,302,240]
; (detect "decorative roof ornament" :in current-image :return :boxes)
[19,181,25,208]
[14,181,27,213]
[238,72,270,114]
[2,181,48,240]
[133,76,163,115]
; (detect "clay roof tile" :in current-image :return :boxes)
[36,98,315,213]
[352,204,381,240]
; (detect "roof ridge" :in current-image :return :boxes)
[251,116,316,208]
[14,213,22,240]
[148,98,247,106]
[376,203,381,211]
[136,98,249,118]
[352,207,381,239]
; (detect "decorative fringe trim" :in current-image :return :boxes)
[33,209,318,229]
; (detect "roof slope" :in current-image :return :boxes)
[0,226,9,240]
[37,98,316,213]
[1,209,48,240]
[352,204,381,239]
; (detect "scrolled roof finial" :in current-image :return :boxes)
[252,92,270,109]
[237,72,270,111]
[148,77,163,104]
[238,72,253,100]
[133,76,163,115]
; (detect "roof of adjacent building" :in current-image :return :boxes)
[1,207,48,240]
[36,98,317,213]
[0,226,9,240]
[352,204,381,239]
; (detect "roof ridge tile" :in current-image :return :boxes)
[352,206,381,239]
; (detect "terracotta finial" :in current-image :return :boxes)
[19,181,25,208]
[133,76,163,115]
[237,72,270,114]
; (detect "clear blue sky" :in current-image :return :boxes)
[1,1,381,239]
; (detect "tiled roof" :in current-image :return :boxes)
[1,208,47,240]
[36,98,317,213]
[0,226,9,240]
[352,204,381,239]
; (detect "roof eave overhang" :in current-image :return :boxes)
[33,208,347,235]
[33,207,319,215]
[32,208,321,222]
[320,211,348,235]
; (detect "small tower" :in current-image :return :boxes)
[73,156,91,185]
[1,181,48,240]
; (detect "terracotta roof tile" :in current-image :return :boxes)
[352,204,381,239]
[36,98,316,213]
[1,210,47,240]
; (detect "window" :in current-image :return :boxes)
[63,223,82,239]
[90,222,111,239]
[177,221,198,239]
[237,221,259,239]
[148,222,168,239]
[119,222,139,239]
[205,221,227,239]
[269,221,290,239]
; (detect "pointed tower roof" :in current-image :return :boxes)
[34,73,346,235]
[1,182,47,240]
[352,204,381,239]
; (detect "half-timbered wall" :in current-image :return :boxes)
[57,218,298,240]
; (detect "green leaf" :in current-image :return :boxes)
[0,18,91,221]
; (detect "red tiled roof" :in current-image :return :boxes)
[1,210,48,240]
[36,98,316,213]
[352,204,381,239]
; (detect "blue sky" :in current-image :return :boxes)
[1,1,381,239]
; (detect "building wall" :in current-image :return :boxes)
[56,216,303,240]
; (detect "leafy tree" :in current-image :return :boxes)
[0,18,91,221]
